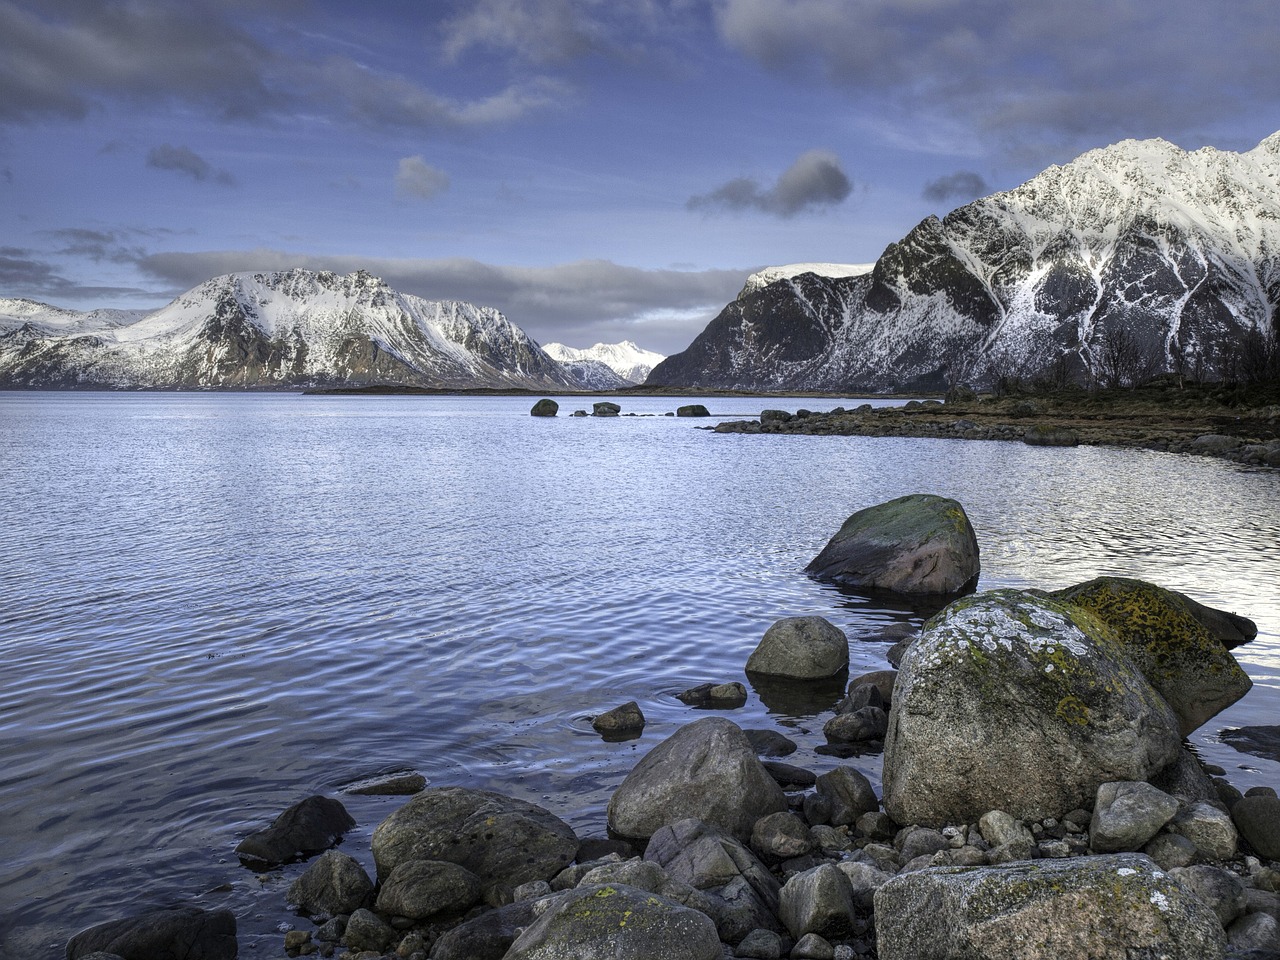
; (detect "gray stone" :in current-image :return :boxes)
[513,879,553,901]
[835,861,894,899]
[286,849,374,916]
[607,717,787,841]
[1227,913,1280,954]
[791,932,836,959]
[977,810,1034,849]
[747,616,850,680]
[1090,781,1180,852]
[1168,801,1239,861]
[815,766,878,827]
[751,811,815,862]
[761,760,817,788]
[341,908,396,954]
[66,907,237,960]
[591,700,646,736]
[645,818,782,943]
[592,401,621,417]
[370,787,579,897]
[874,853,1227,960]
[856,812,897,842]
[1233,795,1280,861]
[898,826,950,862]
[576,858,716,918]
[1144,832,1199,870]
[235,795,355,867]
[1190,433,1243,456]
[676,404,711,417]
[805,494,980,596]
[340,770,427,796]
[734,928,783,959]
[744,728,798,757]
[824,706,887,742]
[374,859,482,920]
[429,900,538,960]
[848,669,897,705]
[778,863,857,940]
[503,883,722,960]
[1149,746,1219,804]
[1047,577,1253,736]
[883,589,1182,826]
[530,398,558,417]
[1168,864,1247,926]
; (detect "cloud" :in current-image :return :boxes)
[146,144,237,185]
[394,156,450,200]
[713,0,1280,152]
[922,171,990,204]
[0,0,563,131]
[135,249,751,354]
[688,150,852,218]
[0,245,151,300]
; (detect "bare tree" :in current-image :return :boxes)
[1227,324,1280,384]
[1093,325,1156,389]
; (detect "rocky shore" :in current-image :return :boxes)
[709,382,1280,468]
[65,497,1280,960]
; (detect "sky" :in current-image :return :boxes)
[3,1,1280,356]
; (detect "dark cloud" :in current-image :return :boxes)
[923,171,990,204]
[0,0,561,130]
[0,245,152,301]
[136,249,750,354]
[41,227,150,263]
[688,150,851,218]
[146,144,237,185]
[714,0,1280,152]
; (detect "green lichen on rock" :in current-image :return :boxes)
[1048,577,1252,735]
[883,589,1182,825]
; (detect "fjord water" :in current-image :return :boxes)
[2,391,1278,957]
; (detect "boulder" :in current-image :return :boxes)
[1048,577,1252,735]
[676,404,710,417]
[1168,865,1246,927]
[746,616,849,679]
[823,706,887,742]
[778,863,858,940]
[374,859,482,920]
[882,589,1182,826]
[751,811,815,862]
[370,787,578,897]
[804,494,980,597]
[744,729,798,757]
[645,818,783,942]
[530,398,558,417]
[592,700,645,737]
[234,795,355,867]
[1089,781,1180,853]
[430,900,539,960]
[607,717,787,841]
[341,908,395,953]
[592,401,621,417]
[503,884,722,960]
[286,849,374,916]
[66,907,237,960]
[874,853,1227,960]
[1167,801,1239,861]
[1232,794,1280,861]
[1171,590,1257,650]
[814,766,879,827]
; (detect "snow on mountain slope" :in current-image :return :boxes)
[649,133,1280,392]
[0,270,576,390]
[542,340,666,384]
[739,263,874,297]
[0,298,144,337]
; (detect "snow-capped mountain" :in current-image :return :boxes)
[648,133,1280,391]
[0,270,580,390]
[542,340,666,385]
[738,263,874,298]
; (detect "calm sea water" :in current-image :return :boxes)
[1,391,1278,958]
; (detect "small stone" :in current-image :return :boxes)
[791,932,836,959]
[856,812,897,842]
[591,700,646,736]
[1143,832,1198,870]
[735,928,783,959]
[1168,865,1246,926]
[1227,913,1279,954]
[745,729,799,757]
[1168,801,1239,860]
[512,879,552,901]
[1090,781,1180,853]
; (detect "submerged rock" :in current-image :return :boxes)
[607,718,786,841]
[235,795,355,867]
[805,494,980,597]
[746,616,850,680]
[66,906,237,960]
[1048,576,1252,735]
[874,853,1227,960]
[882,589,1182,826]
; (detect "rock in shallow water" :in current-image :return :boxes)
[235,795,355,867]
[747,616,850,680]
[66,906,237,960]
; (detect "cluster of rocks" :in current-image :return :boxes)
[67,495,1278,960]
[530,399,711,418]
[709,402,1280,466]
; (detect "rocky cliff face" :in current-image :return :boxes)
[648,133,1280,392]
[0,270,580,390]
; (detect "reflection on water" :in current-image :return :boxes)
[0,391,1278,957]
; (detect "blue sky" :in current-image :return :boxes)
[3,0,1280,355]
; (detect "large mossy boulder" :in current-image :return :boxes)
[746,616,849,679]
[882,590,1182,826]
[804,494,979,597]
[370,787,578,898]
[1047,577,1252,735]
[607,718,787,841]
[874,853,1226,960]
[503,884,722,960]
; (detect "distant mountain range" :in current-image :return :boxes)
[0,270,654,392]
[542,340,665,387]
[648,132,1280,392]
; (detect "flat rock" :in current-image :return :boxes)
[883,589,1182,826]
[607,717,786,841]
[66,907,237,960]
[874,853,1226,960]
[1221,725,1280,763]
[804,494,980,597]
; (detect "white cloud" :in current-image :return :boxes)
[394,156,450,201]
